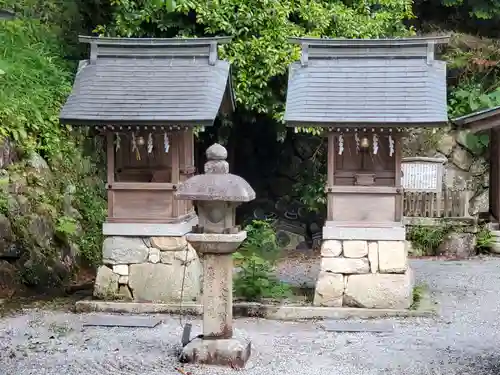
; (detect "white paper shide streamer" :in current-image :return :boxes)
[338,134,344,155]
[372,134,379,155]
[132,133,140,160]
[164,132,170,153]
[147,133,153,154]
[388,135,394,157]
[115,133,120,151]
[354,132,360,153]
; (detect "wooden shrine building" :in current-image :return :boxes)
[59,36,234,303]
[284,37,449,309]
[60,36,234,237]
[453,106,500,223]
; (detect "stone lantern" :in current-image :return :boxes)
[174,143,255,368]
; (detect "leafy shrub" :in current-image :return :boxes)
[233,220,291,301]
[407,224,454,256]
[476,226,494,254]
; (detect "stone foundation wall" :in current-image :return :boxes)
[94,236,202,302]
[314,239,413,309]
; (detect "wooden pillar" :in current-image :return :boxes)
[171,132,180,217]
[490,129,500,221]
[327,132,335,221]
[106,133,115,219]
[394,135,403,222]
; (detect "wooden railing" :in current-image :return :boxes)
[403,188,470,218]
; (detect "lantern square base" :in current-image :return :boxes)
[180,338,251,368]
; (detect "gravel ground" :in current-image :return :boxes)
[2,258,500,375]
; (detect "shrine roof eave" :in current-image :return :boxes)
[452,106,500,133]
[285,120,448,129]
[60,119,214,132]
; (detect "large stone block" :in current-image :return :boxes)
[321,240,342,257]
[102,237,149,265]
[378,240,407,273]
[129,260,201,302]
[151,236,187,251]
[321,257,369,274]
[343,241,368,258]
[94,265,119,299]
[344,271,413,309]
[160,243,198,265]
[313,272,344,306]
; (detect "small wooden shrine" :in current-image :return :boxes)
[284,37,449,309]
[60,36,234,236]
[454,106,500,222]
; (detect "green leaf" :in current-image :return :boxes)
[165,0,176,12]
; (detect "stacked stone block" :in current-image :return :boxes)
[314,239,413,309]
[94,236,202,302]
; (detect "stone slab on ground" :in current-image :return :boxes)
[75,296,435,320]
[82,315,162,328]
[319,320,394,333]
[180,337,251,368]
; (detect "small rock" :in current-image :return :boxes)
[148,248,160,264]
[93,266,119,299]
[112,264,129,276]
[27,153,50,173]
[438,233,476,259]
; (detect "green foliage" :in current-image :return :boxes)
[97,0,414,128]
[0,189,8,216]
[233,219,291,301]
[448,82,500,119]
[0,8,107,273]
[476,226,493,253]
[240,219,280,261]
[55,216,77,237]
[438,0,500,20]
[407,224,454,256]
[292,144,327,212]
[446,36,500,155]
[0,18,73,158]
[49,147,107,266]
[411,283,428,309]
